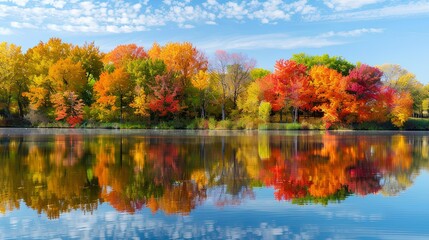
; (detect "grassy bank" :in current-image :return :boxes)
[3,117,429,131]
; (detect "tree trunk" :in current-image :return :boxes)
[119,95,123,123]
[221,103,225,120]
[293,107,298,123]
[280,109,283,123]
[18,98,24,118]
[201,106,205,119]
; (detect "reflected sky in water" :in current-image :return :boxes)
[0,129,428,239]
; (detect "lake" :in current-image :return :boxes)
[0,129,428,239]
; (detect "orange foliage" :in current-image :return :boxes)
[149,42,207,88]
[309,65,356,128]
[94,67,133,111]
[103,44,147,68]
[391,91,413,127]
[50,91,85,127]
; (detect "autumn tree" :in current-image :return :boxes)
[391,91,413,127]
[148,42,207,89]
[378,64,426,115]
[346,64,383,122]
[70,42,104,80]
[70,42,104,104]
[210,50,255,119]
[0,42,28,117]
[129,86,148,117]
[93,67,134,122]
[250,68,271,80]
[48,58,87,94]
[309,65,356,128]
[238,79,264,119]
[103,44,147,69]
[51,91,85,127]
[23,38,71,111]
[264,60,313,123]
[127,58,167,94]
[148,73,182,118]
[191,70,211,118]
[291,53,355,76]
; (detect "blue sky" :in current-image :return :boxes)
[0,0,428,83]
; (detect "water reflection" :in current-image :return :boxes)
[0,130,428,219]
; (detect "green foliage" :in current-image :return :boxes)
[292,186,352,206]
[259,123,302,130]
[250,68,270,80]
[208,117,217,130]
[291,53,355,76]
[127,59,166,93]
[216,119,233,130]
[403,118,429,130]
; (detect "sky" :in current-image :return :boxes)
[0,0,428,83]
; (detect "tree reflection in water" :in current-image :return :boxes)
[0,131,428,218]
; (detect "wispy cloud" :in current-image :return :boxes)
[0,26,13,35]
[197,28,383,51]
[323,0,384,11]
[315,1,429,21]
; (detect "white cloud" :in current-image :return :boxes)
[0,0,29,7]
[197,28,383,51]
[0,0,427,34]
[324,0,384,11]
[320,28,384,37]
[41,0,66,9]
[0,26,13,34]
[10,21,37,28]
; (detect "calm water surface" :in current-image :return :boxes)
[0,128,428,239]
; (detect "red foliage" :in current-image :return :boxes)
[148,73,182,117]
[346,65,384,122]
[347,64,383,100]
[263,60,313,113]
[346,161,382,196]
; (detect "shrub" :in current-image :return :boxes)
[216,119,233,130]
[208,118,217,130]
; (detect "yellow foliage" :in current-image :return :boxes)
[391,91,413,127]
[191,70,210,90]
[129,86,149,117]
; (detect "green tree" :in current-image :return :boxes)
[291,53,355,76]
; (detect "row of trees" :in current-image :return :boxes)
[1,133,427,218]
[0,38,427,128]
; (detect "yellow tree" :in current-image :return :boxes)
[23,38,72,111]
[238,79,263,119]
[0,42,27,117]
[191,70,210,118]
[48,58,87,94]
[391,91,413,127]
[129,86,148,117]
